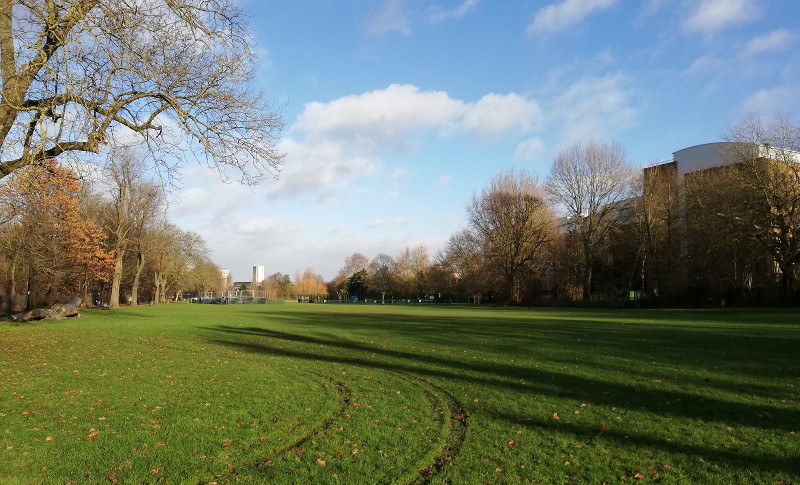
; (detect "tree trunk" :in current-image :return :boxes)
[109,248,124,308]
[153,272,162,304]
[131,251,145,305]
[9,297,81,322]
[582,239,592,301]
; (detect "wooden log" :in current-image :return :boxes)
[8,297,82,322]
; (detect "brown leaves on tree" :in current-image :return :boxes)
[0,159,116,300]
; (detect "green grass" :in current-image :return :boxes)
[1,303,798,484]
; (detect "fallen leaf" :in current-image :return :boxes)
[316,458,327,466]
[634,472,645,479]
[45,436,56,441]
[88,429,101,439]
[553,413,561,420]
[507,439,516,446]
[149,469,159,475]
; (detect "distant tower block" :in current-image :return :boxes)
[252,265,265,285]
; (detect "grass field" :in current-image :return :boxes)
[0,303,798,484]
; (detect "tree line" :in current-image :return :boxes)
[0,149,223,312]
[327,113,800,307]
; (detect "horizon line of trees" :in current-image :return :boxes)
[321,112,800,307]
[0,149,225,312]
[3,112,797,309]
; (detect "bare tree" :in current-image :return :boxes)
[440,228,492,304]
[469,169,554,304]
[0,0,283,183]
[94,147,165,307]
[147,223,207,303]
[640,162,682,299]
[714,113,800,298]
[395,245,430,298]
[546,140,636,301]
[369,253,397,304]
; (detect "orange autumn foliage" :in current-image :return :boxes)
[0,159,115,301]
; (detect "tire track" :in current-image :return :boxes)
[207,370,469,484]
[207,371,351,484]
[394,374,469,485]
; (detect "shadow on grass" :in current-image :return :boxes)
[202,307,800,477]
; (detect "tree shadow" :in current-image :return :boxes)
[201,307,800,477]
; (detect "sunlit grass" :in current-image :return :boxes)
[1,303,798,484]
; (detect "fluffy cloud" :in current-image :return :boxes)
[455,93,543,140]
[295,84,463,140]
[296,84,541,141]
[269,85,543,202]
[683,0,759,35]
[528,0,618,35]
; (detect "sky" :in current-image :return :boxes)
[166,0,800,283]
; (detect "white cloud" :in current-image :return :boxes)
[514,137,545,161]
[366,0,410,36]
[739,87,799,115]
[429,0,480,23]
[274,85,542,201]
[295,84,463,140]
[454,93,543,140]
[550,74,637,144]
[683,0,759,35]
[528,0,618,35]
[741,29,796,57]
[263,137,377,202]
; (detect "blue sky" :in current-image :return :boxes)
[167,0,800,282]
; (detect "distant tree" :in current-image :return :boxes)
[148,224,208,303]
[469,169,555,304]
[546,140,637,301]
[294,268,327,300]
[369,254,397,304]
[182,260,220,297]
[347,269,368,301]
[336,253,369,298]
[439,229,492,304]
[395,245,431,298]
[0,0,283,184]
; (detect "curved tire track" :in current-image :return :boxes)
[209,370,469,484]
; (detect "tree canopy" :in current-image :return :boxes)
[0,0,283,183]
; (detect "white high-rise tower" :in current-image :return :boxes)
[252,265,265,285]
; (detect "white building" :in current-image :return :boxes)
[252,265,265,285]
